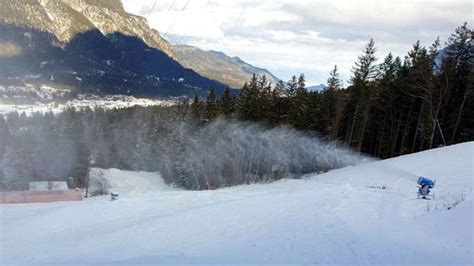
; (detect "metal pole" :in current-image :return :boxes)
[85,158,94,198]
[85,168,89,198]
[436,119,446,146]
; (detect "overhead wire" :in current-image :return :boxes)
[167,0,177,11]
[174,0,213,46]
[146,0,179,38]
[146,0,159,20]
[163,0,191,39]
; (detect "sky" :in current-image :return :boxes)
[122,0,472,86]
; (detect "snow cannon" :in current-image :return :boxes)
[110,192,119,201]
[417,177,435,199]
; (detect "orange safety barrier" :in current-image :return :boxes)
[0,189,83,204]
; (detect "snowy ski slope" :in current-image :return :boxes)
[0,142,472,265]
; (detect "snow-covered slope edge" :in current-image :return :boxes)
[0,142,472,265]
[89,168,177,197]
[309,141,472,200]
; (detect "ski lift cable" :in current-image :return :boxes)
[174,0,212,46]
[147,0,177,38]
[235,2,249,29]
[168,0,177,11]
[146,0,159,20]
[164,0,191,39]
[177,1,248,49]
[183,1,247,47]
[181,0,191,11]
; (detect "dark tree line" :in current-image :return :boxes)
[0,23,471,190]
[195,23,472,157]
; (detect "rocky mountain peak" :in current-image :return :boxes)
[0,0,174,58]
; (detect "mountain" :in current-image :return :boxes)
[0,0,228,97]
[307,83,327,92]
[0,0,174,58]
[173,45,280,89]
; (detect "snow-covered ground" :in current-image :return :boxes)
[0,143,472,265]
[0,95,174,116]
[89,168,177,197]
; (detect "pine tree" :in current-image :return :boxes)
[220,87,235,116]
[370,53,404,157]
[321,65,344,140]
[190,94,203,124]
[442,23,473,143]
[258,75,273,121]
[288,74,310,129]
[287,75,298,97]
[345,39,378,151]
[270,80,287,125]
[174,137,193,189]
[237,75,260,121]
[204,88,218,122]
[351,39,378,83]
[401,39,445,149]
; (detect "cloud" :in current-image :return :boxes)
[122,0,471,85]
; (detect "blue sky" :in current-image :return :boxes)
[123,0,472,86]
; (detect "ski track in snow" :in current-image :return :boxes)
[0,142,473,265]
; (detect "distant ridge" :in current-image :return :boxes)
[173,45,280,89]
[307,84,327,92]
